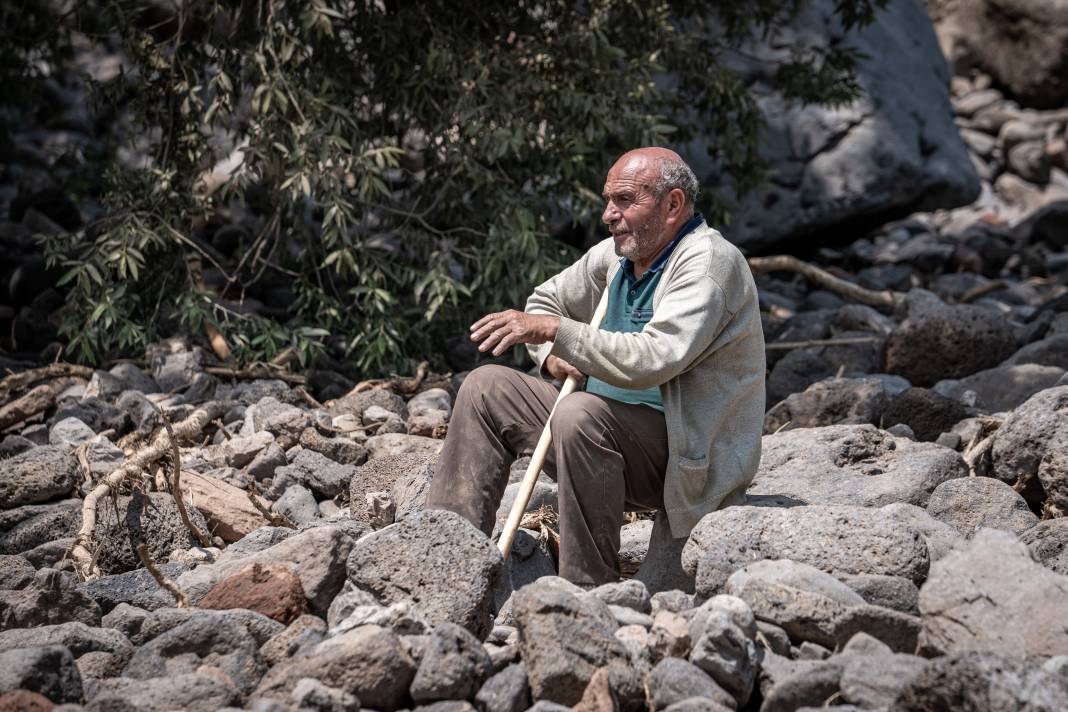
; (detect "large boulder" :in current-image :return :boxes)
[177,471,272,543]
[880,387,972,442]
[928,0,1068,108]
[682,505,930,599]
[918,528,1068,657]
[934,364,1065,413]
[924,477,1038,537]
[762,376,908,434]
[1020,518,1068,575]
[346,509,503,640]
[749,424,966,507]
[0,645,82,703]
[701,0,979,251]
[93,491,209,575]
[0,446,80,509]
[990,385,1068,510]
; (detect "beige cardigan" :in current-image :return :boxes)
[526,220,765,537]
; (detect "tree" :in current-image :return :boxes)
[6,0,885,375]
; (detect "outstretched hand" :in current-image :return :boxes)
[469,310,560,357]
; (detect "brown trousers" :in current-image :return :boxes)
[425,364,668,585]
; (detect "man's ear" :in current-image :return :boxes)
[668,188,686,219]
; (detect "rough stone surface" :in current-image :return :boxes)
[750,424,966,507]
[0,447,80,509]
[925,476,1038,537]
[647,657,735,711]
[0,645,82,703]
[918,528,1068,657]
[346,509,503,639]
[366,433,443,460]
[881,387,972,442]
[272,448,355,499]
[880,502,965,562]
[763,376,905,433]
[0,569,101,630]
[1020,518,1068,575]
[688,602,760,706]
[838,573,920,615]
[838,650,928,709]
[350,452,434,525]
[93,491,208,575]
[683,505,930,597]
[990,385,1068,510]
[178,470,272,543]
[88,672,240,712]
[272,484,320,525]
[474,662,530,712]
[0,501,81,556]
[410,622,493,703]
[833,603,921,653]
[253,624,416,710]
[48,417,95,447]
[289,678,361,712]
[0,555,35,590]
[260,614,326,666]
[0,690,53,712]
[0,622,132,660]
[197,562,306,624]
[935,364,1065,413]
[77,563,190,613]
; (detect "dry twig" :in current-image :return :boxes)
[0,363,93,402]
[353,360,430,395]
[748,255,904,309]
[245,481,296,529]
[135,543,188,607]
[764,336,882,352]
[161,412,211,547]
[294,386,322,409]
[204,365,305,384]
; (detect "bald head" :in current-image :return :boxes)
[610,148,699,211]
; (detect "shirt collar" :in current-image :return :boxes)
[619,213,704,277]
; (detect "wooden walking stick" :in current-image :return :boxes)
[497,287,612,558]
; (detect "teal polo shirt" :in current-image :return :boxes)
[585,214,704,411]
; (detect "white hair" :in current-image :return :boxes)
[651,156,700,207]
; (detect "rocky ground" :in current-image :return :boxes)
[5,1,1068,711]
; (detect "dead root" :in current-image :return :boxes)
[519,505,560,562]
[161,412,211,547]
[136,543,188,607]
[748,255,904,310]
[0,363,93,403]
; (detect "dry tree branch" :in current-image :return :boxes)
[748,255,904,309]
[71,402,229,579]
[245,481,296,529]
[203,365,305,384]
[764,336,882,352]
[0,384,55,430]
[161,412,211,547]
[0,363,93,402]
[136,543,188,607]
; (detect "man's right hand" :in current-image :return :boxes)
[546,355,585,383]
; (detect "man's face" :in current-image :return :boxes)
[601,159,669,264]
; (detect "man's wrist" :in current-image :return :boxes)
[542,316,560,342]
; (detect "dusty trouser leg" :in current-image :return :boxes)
[426,364,560,534]
[544,392,668,586]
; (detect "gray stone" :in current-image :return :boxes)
[261,614,326,666]
[366,433,443,460]
[408,388,453,418]
[881,387,973,442]
[241,396,312,440]
[0,500,82,556]
[763,377,900,434]
[683,505,930,597]
[49,417,96,447]
[100,603,149,643]
[299,428,366,466]
[832,603,921,653]
[688,604,760,706]
[883,292,1017,387]
[510,580,639,707]
[589,579,651,614]
[749,424,966,508]
[0,645,82,703]
[93,491,208,576]
[346,509,502,640]
[838,650,928,709]
[891,650,1068,712]
[1004,334,1068,370]
[935,364,1065,413]
[649,609,692,661]
[494,528,557,612]
[177,524,355,616]
[991,386,1068,510]
[328,388,408,421]
[350,452,435,525]
[925,476,1039,537]
[330,601,428,637]
[838,573,920,615]
[710,0,978,251]
[82,436,125,478]
[726,576,851,649]
[0,446,80,509]
[410,622,492,703]
[133,606,282,647]
[759,658,844,712]
[618,519,653,577]
[108,362,159,393]
[87,672,240,712]
[493,482,557,533]
[0,555,34,590]
[662,698,734,712]
[0,569,101,630]
[0,622,132,659]
[1020,518,1068,575]
[273,484,320,525]
[651,589,696,615]
[254,624,416,711]
[474,662,529,712]
[246,443,287,480]
[77,563,191,613]
[918,528,1068,657]
[648,657,735,711]
[123,615,266,694]
[290,677,360,712]
[151,348,204,392]
[272,448,355,499]
[880,502,965,562]
[727,559,865,606]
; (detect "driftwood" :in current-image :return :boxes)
[71,402,228,579]
[765,336,882,352]
[135,543,188,607]
[0,363,93,403]
[0,384,54,430]
[958,279,1008,304]
[748,255,905,309]
[204,365,306,385]
[353,360,429,395]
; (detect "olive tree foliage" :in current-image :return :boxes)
[10,0,883,375]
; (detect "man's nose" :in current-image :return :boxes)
[602,202,619,224]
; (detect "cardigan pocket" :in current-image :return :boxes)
[674,454,709,501]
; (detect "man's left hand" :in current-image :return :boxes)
[470,310,560,356]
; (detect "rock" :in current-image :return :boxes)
[77,564,191,613]
[880,387,972,441]
[688,600,760,706]
[247,443,287,480]
[726,574,853,649]
[749,424,966,507]
[48,417,96,447]
[298,428,366,466]
[0,555,34,590]
[511,581,639,707]
[50,398,127,436]
[93,491,208,575]
[918,528,1068,657]
[649,610,692,661]
[1020,518,1068,575]
[495,528,557,612]
[880,502,964,562]
[197,562,306,624]
[883,292,1017,387]
[493,482,558,531]
[617,520,653,577]
[728,559,864,606]
[178,525,354,616]
[81,436,125,478]
[0,690,53,712]
[350,452,435,525]
[409,388,452,418]
[242,396,312,440]
[763,376,904,434]
[891,651,1068,712]
[588,580,651,614]
[272,449,355,499]
[661,700,733,712]
[0,645,82,703]
[712,0,978,251]
[633,510,696,595]
[837,573,920,615]
[0,622,133,659]
[1004,334,1068,370]
[122,613,266,694]
[935,364,1065,413]
[683,505,930,598]
[838,649,928,709]
[925,476,1039,537]
[346,509,502,639]
[260,614,326,666]
[474,662,530,712]
[253,624,416,710]
[0,569,101,630]
[647,657,734,710]
[409,410,449,438]
[929,0,1068,108]
[195,431,275,470]
[990,386,1068,510]
[289,677,360,712]
[759,657,844,712]
[0,501,81,556]
[328,388,408,421]
[133,605,283,648]
[832,603,920,653]
[151,348,204,392]
[0,446,80,509]
[87,672,240,712]
[366,433,443,459]
[331,601,429,637]
[108,362,159,394]
[272,485,320,525]
[410,622,492,703]
[178,471,271,543]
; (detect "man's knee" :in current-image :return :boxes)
[551,392,610,439]
[456,364,515,405]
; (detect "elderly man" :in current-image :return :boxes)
[426,147,765,585]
